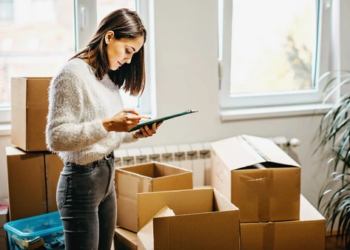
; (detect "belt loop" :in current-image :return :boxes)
[104,151,114,160]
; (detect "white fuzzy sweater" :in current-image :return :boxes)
[46,58,138,165]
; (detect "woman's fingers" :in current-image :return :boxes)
[123,108,139,115]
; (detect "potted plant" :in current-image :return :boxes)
[317,70,350,247]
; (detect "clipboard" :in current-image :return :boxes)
[128,109,198,132]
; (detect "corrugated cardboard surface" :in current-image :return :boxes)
[114,227,137,250]
[0,236,9,250]
[240,195,325,250]
[11,77,51,151]
[45,154,64,212]
[115,162,193,232]
[6,147,47,221]
[138,206,175,250]
[211,134,300,222]
[137,188,241,250]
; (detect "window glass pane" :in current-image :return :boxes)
[230,0,317,95]
[97,0,139,109]
[0,0,75,107]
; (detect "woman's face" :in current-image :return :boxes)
[105,32,144,70]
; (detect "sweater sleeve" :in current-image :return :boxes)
[122,132,139,144]
[45,69,108,152]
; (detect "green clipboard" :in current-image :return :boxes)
[128,109,198,132]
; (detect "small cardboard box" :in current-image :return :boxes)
[136,188,241,250]
[6,147,47,221]
[240,195,326,250]
[114,227,137,250]
[45,153,64,212]
[211,134,301,223]
[11,77,51,151]
[115,162,193,232]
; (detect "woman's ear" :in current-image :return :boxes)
[104,31,115,44]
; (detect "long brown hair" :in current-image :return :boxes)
[71,8,147,96]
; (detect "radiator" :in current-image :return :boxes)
[114,136,300,187]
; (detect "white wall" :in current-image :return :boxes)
[0,0,349,210]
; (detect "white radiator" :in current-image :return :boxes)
[114,136,300,187]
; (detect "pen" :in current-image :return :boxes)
[140,115,152,120]
[125,112,152,120]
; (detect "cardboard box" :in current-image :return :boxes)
[136,188,241,250]
[211,134,300,222]
[137,206,175,250]
[11,77,51,151]
[115,227,137,250]
[0,236,9,250]
[45,154,64,212]
[6,147,47,221]
[115,162,193,232]
[241,195,326,250]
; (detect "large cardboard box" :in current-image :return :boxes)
[114,227,137,250]
[45,154,64,212]
[115,162,193,232]
[211,134,301,223]
[11,77,51,151]
[6,147,47,221]
[136,188,241,250]
[241,195,326,250]
[6,148,63,220]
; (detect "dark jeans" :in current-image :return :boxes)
[56,152,116,250]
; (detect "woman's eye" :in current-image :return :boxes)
[126,49,131,54]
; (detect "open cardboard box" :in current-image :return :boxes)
[211,134,301,223]
[114,226,137,250]
[115,162,193,232]
[11,77,52,152]
[136,188,241,250]
[240,195,326,250]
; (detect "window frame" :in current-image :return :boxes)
[219,0,333,110]
[0,0,153,124]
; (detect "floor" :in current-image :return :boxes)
[112,236,346,250]
[326,236,347,250]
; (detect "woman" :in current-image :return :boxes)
[45,8,161,250]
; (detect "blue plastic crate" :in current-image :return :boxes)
[4,211,64,250]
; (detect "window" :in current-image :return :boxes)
[0,0,152,124]
[219,0,332,109]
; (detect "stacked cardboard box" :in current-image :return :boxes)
[210,134,326,249]
[114,163,241,249]
[7,77,64,221]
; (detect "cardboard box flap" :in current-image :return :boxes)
[115,227,138,250]
[137,189,213,230]
[211,135,299,170]
[152,162,190,177]
[5,147,25,156]
[213,189,238,212]
[242,135,300,167]
[137,206,175,250]
[211,136,266,170]
[119,162,190,179]
[300,195,325,221]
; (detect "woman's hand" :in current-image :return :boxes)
[132,121,163,139]
[102,109,141,132]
